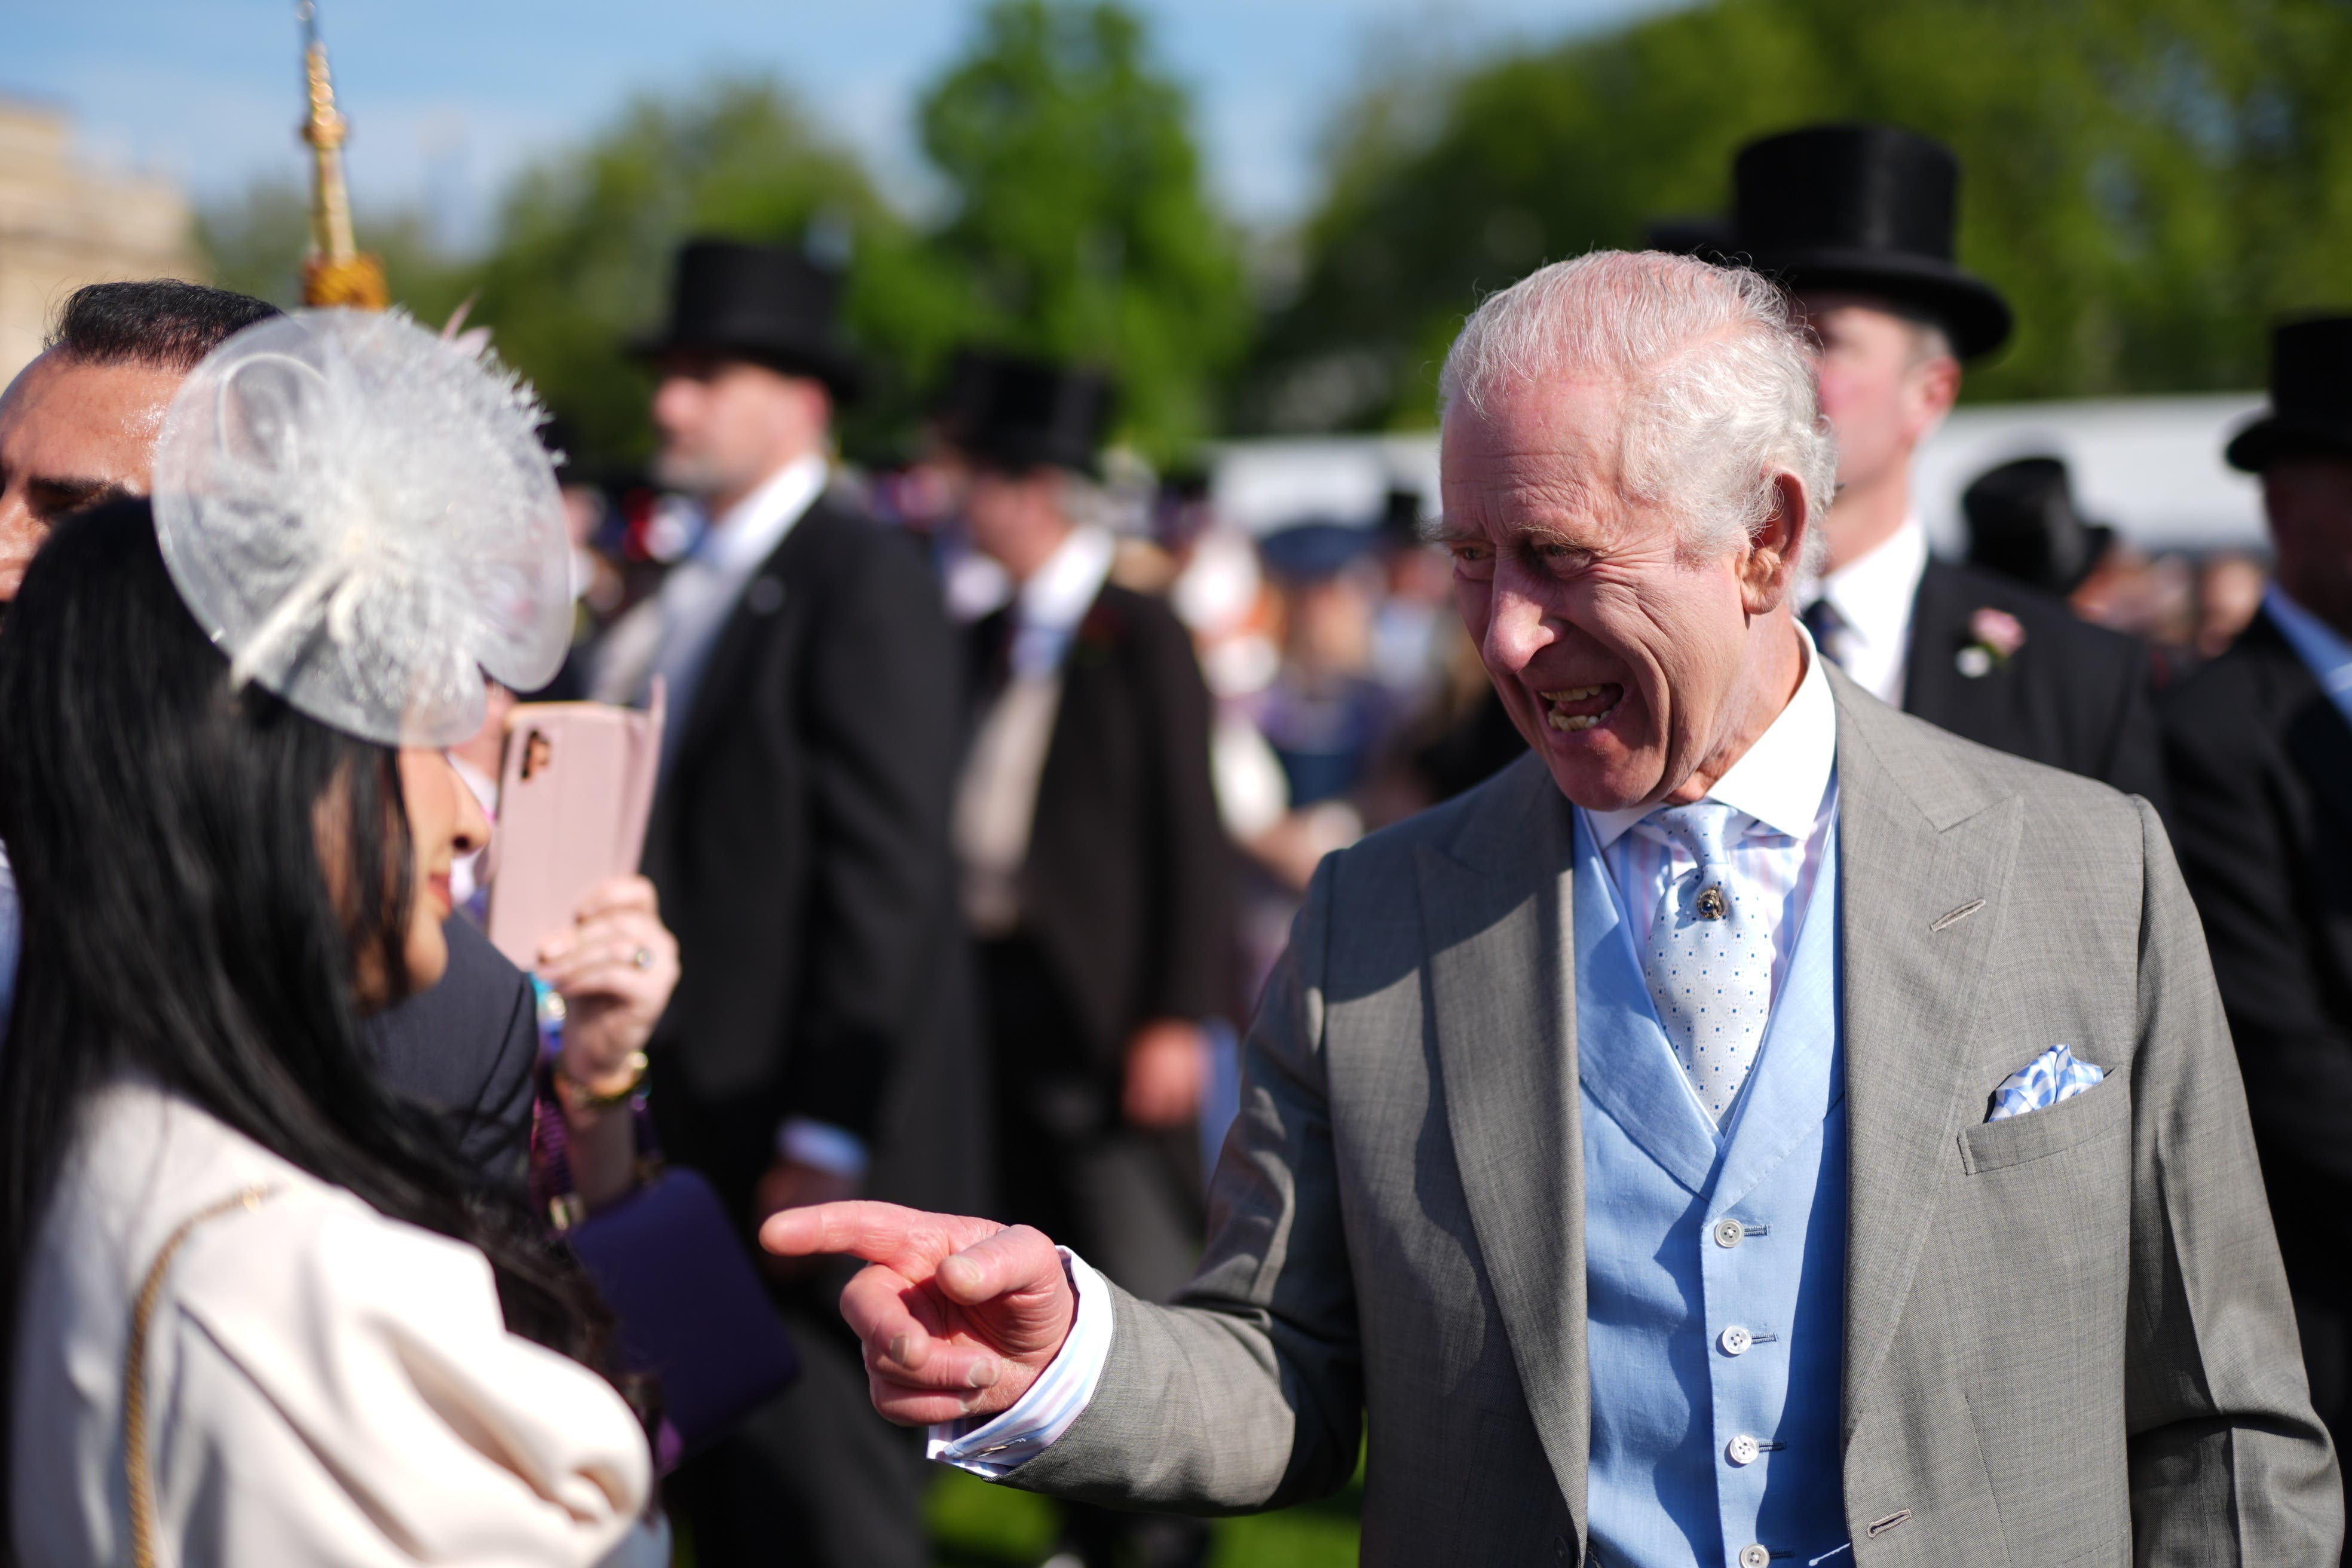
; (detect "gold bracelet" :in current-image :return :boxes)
[555,1049,648,1113]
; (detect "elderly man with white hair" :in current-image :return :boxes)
[768,253,2339,1566]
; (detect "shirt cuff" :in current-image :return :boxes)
[776,1117,869,1181]
[925,1248,1112,1478]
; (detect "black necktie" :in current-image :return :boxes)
[1802,598,1849,671]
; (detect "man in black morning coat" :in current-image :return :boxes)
[1731,124,2169,808]
[592,238,979,1568]
[2163,314,2352,1555]
[940,350,1230,1568]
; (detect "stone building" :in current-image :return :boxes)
[0,98,197,383]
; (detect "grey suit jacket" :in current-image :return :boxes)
[1008,671,2340,1566]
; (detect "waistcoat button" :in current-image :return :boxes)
[1720,1324,1753,1355]
[1713,1217,1746,1248]
[1726,1433,1761,1466]
[1552,1533,1572,1563]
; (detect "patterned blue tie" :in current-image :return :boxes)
[1640,801,1773,1123]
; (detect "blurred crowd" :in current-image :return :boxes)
[4,109,2351,1568]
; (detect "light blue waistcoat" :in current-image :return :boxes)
[1575,807,1848,1568]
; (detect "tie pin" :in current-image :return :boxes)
[1696,884,1728,920]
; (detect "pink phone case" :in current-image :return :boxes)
[484,681,666,970]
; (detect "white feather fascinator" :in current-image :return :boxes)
[151,308,571,748]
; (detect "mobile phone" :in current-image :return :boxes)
[484,681,666,970]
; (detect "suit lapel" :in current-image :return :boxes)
[1417,759,1590,1527]
[2252,611,2352,978]
[669,498,829,780]
[1831,675,2024,1434]
[2262,611,2352,829]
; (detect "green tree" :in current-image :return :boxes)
[459,78,933,468]
[1246,0,2352,431]
[197,5,1248,468]
[917,0,1250,458]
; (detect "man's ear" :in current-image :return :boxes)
[1737,471,1809,615]
[1906,352,1961,439]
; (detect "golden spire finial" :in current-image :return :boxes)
[296,1,387,308]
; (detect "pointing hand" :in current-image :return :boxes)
[760,1202,1075,1426]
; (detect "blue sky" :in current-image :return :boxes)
[1,0,1664,242]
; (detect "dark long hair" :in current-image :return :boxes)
[0,500,641,1522]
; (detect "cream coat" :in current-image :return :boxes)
[11,1080,666,1567]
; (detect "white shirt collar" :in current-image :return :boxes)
[1016,526,1117,636]
[2264,584,2352,710]
[1584,624,1838,849]
[1005,526,1118,682]
[703,451,829,577]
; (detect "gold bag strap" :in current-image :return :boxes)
[122,1184,277,1568]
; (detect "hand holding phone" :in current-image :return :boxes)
[535,874,679,1087]
[485,682,666,972]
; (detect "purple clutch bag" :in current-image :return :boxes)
[566,1166,801,1463]
[524,983,797,1465]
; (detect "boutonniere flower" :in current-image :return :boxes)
[1074,602,1120,662]
[1955,606,2026,678]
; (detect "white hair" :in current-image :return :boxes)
[1439,251,1839,575]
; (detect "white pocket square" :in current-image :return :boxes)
[1986,1042,2104,1122]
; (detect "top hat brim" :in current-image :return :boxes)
[2224,411,2352,473]
[1741,244,2013,360]
[627,328,866,403]
[947,426,1103,480]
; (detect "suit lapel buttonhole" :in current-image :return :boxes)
[1930,898,1986,933]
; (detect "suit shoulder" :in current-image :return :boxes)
[1086,584,1203,673]
[791,498,948,629]
[1327,753,1549,884]
[2159,627,2300,745]
[1092,583,1187,641]
[1845,682,2147,835]
[797,493,926,567]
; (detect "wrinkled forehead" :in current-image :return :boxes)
[0,351,183,485]
[1437,377,1637,539]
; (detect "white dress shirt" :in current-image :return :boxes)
[1802,514,1928,705]
[953,527,1117,939]
[14,1080,665,1566]
[932,626,1842,1478]
[1005,525,1118,678]
[590,452,828,738]
[1583,630,1839,1010]
[2261,584,2352,727]
[583,454,849,1173]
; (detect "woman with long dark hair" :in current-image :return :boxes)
[1,311,665,1564]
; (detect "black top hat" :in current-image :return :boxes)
[1644,216,1737,265]
[1962,455,2114,596]
[630,238,862,400]
[934,348,1116,477]
[2225,316,2352,472]
[1732,124,2012,360]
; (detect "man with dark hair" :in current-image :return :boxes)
[0,278,539,1174]
[1,280,282,600]
[45,276,283,371]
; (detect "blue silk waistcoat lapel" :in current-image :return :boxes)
[1577,807,1850,1568]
